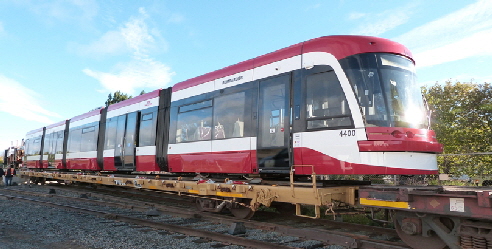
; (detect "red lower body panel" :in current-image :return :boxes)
[26,160,40,169]
[66,158,99,171]
[135,155,160,171]
[168,150,255,174]
[54,159,64,169]
[103,157,117,171]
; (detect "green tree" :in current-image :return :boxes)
[104,90,147,107]
[423,81,492,177]
[105,90,133,107]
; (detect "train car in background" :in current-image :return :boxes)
[23,35,442,177]
[24,127,45,169]
[3,143,24,167]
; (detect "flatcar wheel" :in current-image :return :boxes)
[394,211,447,249]
[229,204,255,219]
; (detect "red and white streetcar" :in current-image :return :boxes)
[23,35,442,177]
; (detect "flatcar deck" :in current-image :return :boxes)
[20,170,358,219]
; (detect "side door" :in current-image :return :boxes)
[123,112,137,170]
[257,74,291,174]
[114,112,138,171]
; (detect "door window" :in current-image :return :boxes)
[139,109,158,147]
[259,75,289,148]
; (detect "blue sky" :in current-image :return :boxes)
[1,0,491,149]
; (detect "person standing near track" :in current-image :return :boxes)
[4,164,15,186]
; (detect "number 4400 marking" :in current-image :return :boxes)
[339,129,356,137]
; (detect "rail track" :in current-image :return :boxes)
[0,183,412,249]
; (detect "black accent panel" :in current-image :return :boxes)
[62,120,70,168]
[156,88,172,171]
[97,107,107,169]
[39,127,46,166]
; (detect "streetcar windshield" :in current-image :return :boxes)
[340,53,428,128]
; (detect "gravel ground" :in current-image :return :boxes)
[0,181,349,249]
[0,195,242,249]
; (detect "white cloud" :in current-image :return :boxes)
[69,31,128,57]
[350,6,413,36]
[82,8,174,95]
[414,29,492,68]
[83,59,174,95]
[0,75,61,124]
[120,8,157,58]
[395,0,492,68]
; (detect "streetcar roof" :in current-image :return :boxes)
[172,35,413,92]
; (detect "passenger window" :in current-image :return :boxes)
[55,131,64,154]
[80,124,97,152]
[105,118,117,150]
[213,92,246,139]
[24,139,30,156]
[306,71,353,129]
[68,128,82,153]
[49,133,56,155]
[44,133,52,155]
[33,138,41,155]
[176,100,212,143]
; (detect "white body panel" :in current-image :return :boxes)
[66,151,97,159]
[172,80,215,102]
[168,137,256,154]
[211,137,256,152]
[168,141,212,155]
[215,69,254,91]
[172,55,302,101]
[136,146,156,156]
[360,152,438,170]
[294,129,363,163]
[26,155,41,161]
[253,55,301,81]
[103,149,115,158]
